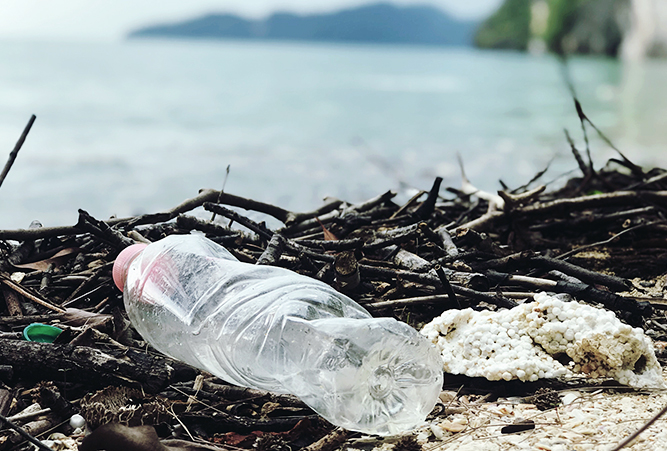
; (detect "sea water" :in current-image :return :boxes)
[0,38,666,229]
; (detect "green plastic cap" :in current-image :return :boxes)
[23,323,63,343]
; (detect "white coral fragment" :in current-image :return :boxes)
[421,292,665,389]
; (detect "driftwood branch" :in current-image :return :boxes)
[0,115,36,190]
[0,412,52,451]
[0,275,65,313]
[0,340,176,393]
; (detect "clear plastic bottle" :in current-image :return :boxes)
[113,234,443,435]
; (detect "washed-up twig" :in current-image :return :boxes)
[123,189,289,227]
[178,410,317,433]
[359,264,513,308]
[292,237,363,251]
[0,114,36,190]
[626,169,667,190]
[210,164,231,222]
[359,263,488,292]
[515,190,667,217]
[362,223,421,250]
[6,408,52,423]
[574,97,644,179]
[555,220,665,261]
[175,215,243,239]
[434,265,460,308]
[414,176,443,219]
[484,270,651,323]
[203,202,274,241]
[61,261,113,305]
[0,340,176,393]
[77,209,135,248]
[452,210,504,233]
[529,255,630,291]
[280,190,396,236]
[61,284,109,308]
[390,189,426,219]
[0,412,52,451]
[0,275,65,313]
[366,294,453,310]
[498,184,546,210]
[560,58,594,174]
[610,402,667,451]
[256,233,286,265]
[0,224,85,241]
[565,128,593,179]
[202,380,306,408]
[529,206,656,230]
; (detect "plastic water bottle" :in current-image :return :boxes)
[113,233,443,435]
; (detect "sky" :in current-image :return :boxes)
[0,0,502,41]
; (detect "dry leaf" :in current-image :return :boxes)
[61,307,113,330]
[315,217,337,241]
[13,248,80,271]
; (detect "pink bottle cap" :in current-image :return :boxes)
[113,243,148,292]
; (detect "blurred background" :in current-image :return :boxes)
[0,0,666,229]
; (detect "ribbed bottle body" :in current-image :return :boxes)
[122,234,442,435]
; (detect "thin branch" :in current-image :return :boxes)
[0,275,65,313]
[210,164,231,222]
[414,176,443,219]
[555,220,665,261]
[610,403,667,451]
[626,170,667,190]
[565,128,591,178]
[0,115,36,189]
[573,99,594,174]
[0,412,53,451]
[203,202,274,241]
[515,191,667,217]
[434,264,460,308]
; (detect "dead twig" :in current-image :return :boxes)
[0,114,36,190]
[209,164,231,222]
[555,220,665,261]
[0,412,52,451]
[610,403,667,451]
[0,275,65,313]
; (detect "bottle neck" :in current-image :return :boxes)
[113,243,148,291]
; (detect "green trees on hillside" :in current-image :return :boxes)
[474,0,532,50]
[475,0,623,56]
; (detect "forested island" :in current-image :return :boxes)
[128,3,477,47]
[475,0,667,60]
[129,0,667,59]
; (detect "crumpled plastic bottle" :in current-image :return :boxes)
[113,233,443,435]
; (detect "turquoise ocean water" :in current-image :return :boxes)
[0,38,666,229]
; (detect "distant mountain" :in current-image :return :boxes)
[128,3,478,47]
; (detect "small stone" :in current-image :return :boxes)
[69,414,85,429]
[440,421,466,433]
[561,392,580,406]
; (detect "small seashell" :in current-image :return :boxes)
[440,421,466,433]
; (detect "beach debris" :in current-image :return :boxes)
[500,419,535,434]
[0,115,667,449]
[421,292,665,388]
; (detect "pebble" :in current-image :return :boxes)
[560,392,580,406]
[69,414,85,429]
